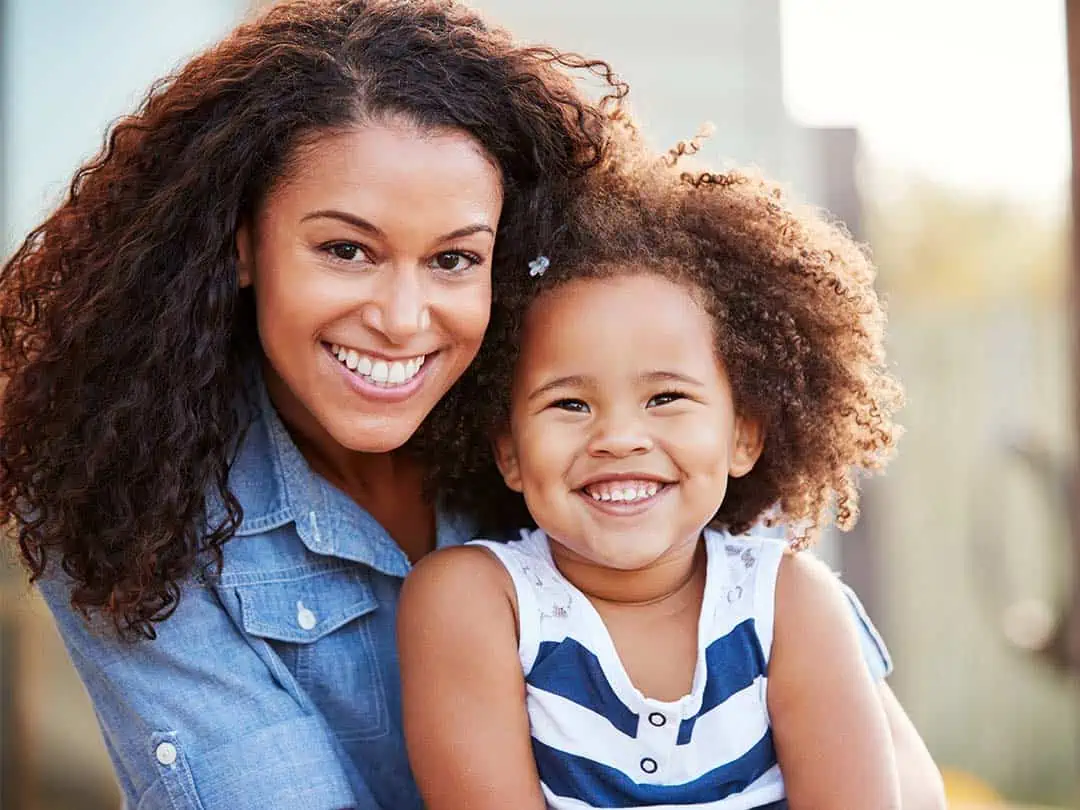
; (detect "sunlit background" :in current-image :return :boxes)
[1,1,1076,807]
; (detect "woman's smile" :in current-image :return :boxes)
[324,341,438,402]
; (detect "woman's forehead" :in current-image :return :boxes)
[257,121,504,231]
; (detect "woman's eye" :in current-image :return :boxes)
[552,398,589,413]
[431,252,479,274]
[648,391,687,407]
[323,242,367,262]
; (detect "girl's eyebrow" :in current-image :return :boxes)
[525,370,704,403]
[640,370,704,387]
[526,374,591,402]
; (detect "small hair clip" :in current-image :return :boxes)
[527,255,550,277]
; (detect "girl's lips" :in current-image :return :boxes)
[577,483,672,517]
[324,343,437,403]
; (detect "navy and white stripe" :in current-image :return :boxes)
[470,529,788,809]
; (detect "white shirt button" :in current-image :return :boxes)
[155,742,177,766]
[296,601,317,631]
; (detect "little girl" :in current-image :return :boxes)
[398,137,904,810]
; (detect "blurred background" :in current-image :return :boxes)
[1,0,1077,807]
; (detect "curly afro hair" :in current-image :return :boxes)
[435,125,904,544]
[0,0,627,638]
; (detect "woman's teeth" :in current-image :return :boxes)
[584,480,661,503]
[330,344,426,386]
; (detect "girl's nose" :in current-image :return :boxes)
[587,413,653,458]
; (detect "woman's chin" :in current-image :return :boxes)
[331,417,427,455]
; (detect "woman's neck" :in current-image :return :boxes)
[264,363,436,561]
[549,534,705,609]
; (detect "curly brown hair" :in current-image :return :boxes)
[436,129,904,543]
[0,0,627,638]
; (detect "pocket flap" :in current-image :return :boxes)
[235,567,377,644]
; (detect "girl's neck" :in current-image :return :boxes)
[549,534,706,608]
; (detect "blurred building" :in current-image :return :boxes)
[476,0,822,199]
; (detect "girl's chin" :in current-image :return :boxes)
[557,541,669,573]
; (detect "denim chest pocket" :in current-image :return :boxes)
[234,566,391,742]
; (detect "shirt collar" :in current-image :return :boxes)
[216,370,476,577]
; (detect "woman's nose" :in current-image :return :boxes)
[360,266,431,344]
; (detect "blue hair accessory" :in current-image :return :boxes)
[527,255,550,277]
[527,225,567,278]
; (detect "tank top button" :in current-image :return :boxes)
[640,757,658,774]
[648,712,666,727]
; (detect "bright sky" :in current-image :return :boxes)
[780,0,1070,206]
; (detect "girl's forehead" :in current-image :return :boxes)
[529,272,703,323]
[521,273,714,355]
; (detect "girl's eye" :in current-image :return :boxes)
[431,252,480,274]
[648,391,687,408]
[552,398,589,413]
[323,242,367,263]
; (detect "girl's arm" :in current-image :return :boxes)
[398,545,546,810]
[767,552,902,810]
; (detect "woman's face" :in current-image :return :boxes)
[238,120,503,454]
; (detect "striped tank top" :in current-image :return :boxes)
[470,528,788,810]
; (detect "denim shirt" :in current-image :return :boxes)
[36,381,892,810]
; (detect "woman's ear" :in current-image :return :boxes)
[730,416,765,478]
[493,433,523,493]
[235,223,254,288]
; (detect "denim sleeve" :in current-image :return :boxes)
[839,581,893,680]
[36,573,370,810]
[749,524,893,680]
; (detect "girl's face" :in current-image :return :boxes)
[237,120,503,453]
[495,273,764,571]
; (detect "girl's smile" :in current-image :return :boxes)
[577,475,674,516]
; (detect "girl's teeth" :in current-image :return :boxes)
[345,349,360,370]
[370,361,390,383]
[387,362,406,384]
[586,482,662,503]
[357,355,373,375]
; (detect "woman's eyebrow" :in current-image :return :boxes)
[441,223,495,241]
[300,209,494,241]
[301,209,384,234]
